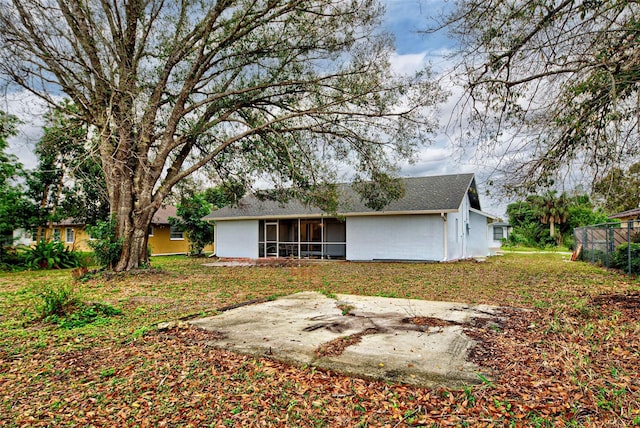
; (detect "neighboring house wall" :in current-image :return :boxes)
[346,215,445,261]
[148,225,215,255]
[31,224,213,256]
[149,225,188,255]
[29,225,90,251]
[12,229,32,246]
[215,220,259,258]
[488,223,510,252]
[49,226,91,251]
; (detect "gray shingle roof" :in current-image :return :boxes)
[53,205,178,227]
[204,174,480,220]
[609,207,640,219]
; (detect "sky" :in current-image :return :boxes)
[3,0,510,217]
[381,0,510,216]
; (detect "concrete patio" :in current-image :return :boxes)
[189,291,504,388]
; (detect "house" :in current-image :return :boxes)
[204,173,496,261]
[488,221,511,250]
[609,207,640,229]
[18,206,214,256]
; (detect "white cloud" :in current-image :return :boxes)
[390,52,428,75]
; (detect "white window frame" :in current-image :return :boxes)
[148,226,154,237]
[52,228,61,242]
[493,226,504,241]
[169,225,184,240]
[65,227,75,243]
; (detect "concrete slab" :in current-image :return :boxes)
[189,292,503,388]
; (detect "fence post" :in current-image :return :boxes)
[628,221,632,275]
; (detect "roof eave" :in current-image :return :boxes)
[469,207,498,220]
[207,209,460,222]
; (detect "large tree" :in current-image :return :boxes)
[1,0,442,270]
[592,162,640,214]
[0,111,30,242]
[438,0,640,192]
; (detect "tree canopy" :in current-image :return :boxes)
[439,0,640,192]
[592,162,640,214]
[0,111,28,240]
[169,193,215,256]
[506,192,608,248]
[1,0,443,270]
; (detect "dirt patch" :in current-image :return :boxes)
[314,328,381,357]
[403,316,462,328]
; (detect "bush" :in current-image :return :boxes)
[612,243,640,274]
[0,245,26,271]
[504,230,535,248]
[36,283,79,319]
[35,283,122,328]
[53,302,122,329]
[87,218,123,269]
[24,240,81,269]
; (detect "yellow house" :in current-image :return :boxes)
[33,206,214,256]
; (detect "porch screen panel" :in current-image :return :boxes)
[324,219,346,258]
[278,220,299,257]
[301,220,322,258]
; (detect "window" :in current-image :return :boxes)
[170,225,184,240]
[65,228,74,243]
[52,228,61,242]
[493,226,504,241]
[148,226,154,237]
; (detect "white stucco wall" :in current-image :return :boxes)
[446,211,463,260]
[215,220,259,258]
[346,215,445,261]
[468,211,490,257]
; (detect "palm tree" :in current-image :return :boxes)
[535,191,570,241]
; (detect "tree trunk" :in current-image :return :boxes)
[549,221,555,238]
[100,128,162,272]
[111,188,158,271]
[116,219,151,271]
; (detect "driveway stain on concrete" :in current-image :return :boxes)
[189,291,505,388]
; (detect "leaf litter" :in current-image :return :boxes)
[1,254,639,426]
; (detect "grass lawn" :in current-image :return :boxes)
[1,253,639,427]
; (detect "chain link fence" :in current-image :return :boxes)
[573,222,637,274]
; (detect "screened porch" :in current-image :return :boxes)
[258,218,346,259]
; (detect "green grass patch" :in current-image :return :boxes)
[0,253,638,426]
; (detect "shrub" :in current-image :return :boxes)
[612,243,640,274]
[54,302,122,329]
[24,240,81,269]
[87,218,123,269]
[504,230,534,248]
[0,245,26,271]
[35,283,122,328]
[36,283,79,319]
